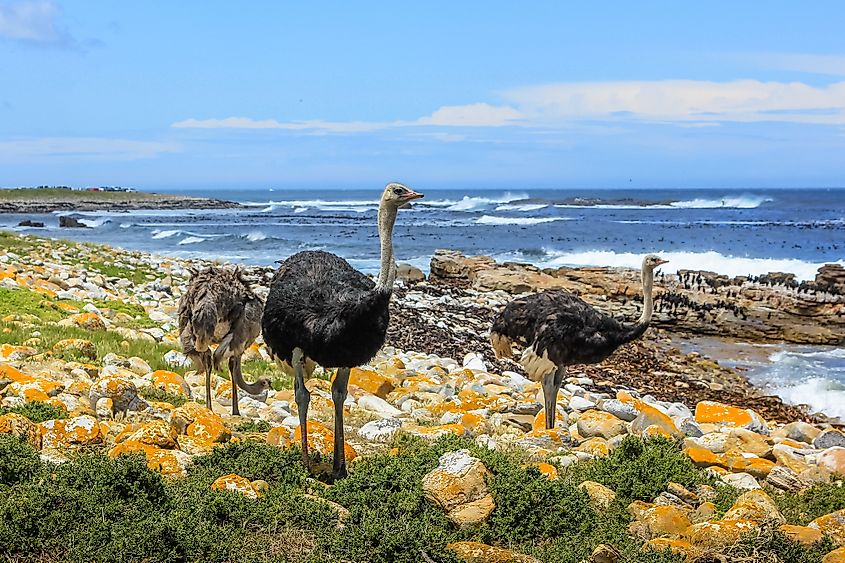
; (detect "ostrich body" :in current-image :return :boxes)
[178,266,270,416]
[490,255,668,429]
[262,182,423,478]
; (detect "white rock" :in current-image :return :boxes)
[568,396,597,411]
[164,350,192,368]
[721,472,761,490]
[357,395,404,418]
[462,352,487,372]
[281,415,300,428]
[475,434,497,450]
[359,418,402,443]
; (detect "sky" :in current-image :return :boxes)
[1,1,844,190]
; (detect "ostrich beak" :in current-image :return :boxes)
[656,259,669,266]
[402,190,424,202]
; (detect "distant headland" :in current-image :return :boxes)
[0,186,241,213]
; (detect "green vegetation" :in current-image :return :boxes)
[3,434,835,563]
[94,298,158,328]
[0,187,161,202]
[236,419,272,433]
[138,386,190,407]
[0,401,68,424]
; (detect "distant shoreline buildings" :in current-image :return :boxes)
[12,185,137,192]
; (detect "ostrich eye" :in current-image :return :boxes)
[392,187,403,195]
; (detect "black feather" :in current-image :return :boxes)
[491,289,646,366]
[261,250,391,368]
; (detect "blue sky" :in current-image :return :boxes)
[1,1,844,190]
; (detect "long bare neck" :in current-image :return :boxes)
[375,204,398,292]
[637,267,655,327]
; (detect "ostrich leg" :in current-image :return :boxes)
[229,356,241,416]
[331,366,351,479]
[203,352,213,410]
[542,366,566,429]
[292,347,311,472]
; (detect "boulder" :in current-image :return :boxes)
[818,447,845,477]
[576,410,628,439]
[722,489,785,524]
[58,216,89,228]
[0,412,41,449]
[211,474,263,499]
[422,449,495,528]
[40,415,102,449]
[396,263,425,283]
[17,220,44,228]
[579,481,616,510]
[684,519,758,549]
[815,429,845,450]
[810,509,845,545]
[446,542,540,563]
[694,401,768,434]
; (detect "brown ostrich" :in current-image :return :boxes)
[178,266,270,416]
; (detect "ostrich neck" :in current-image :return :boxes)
[637,267,655,327]
[375,205,398,292]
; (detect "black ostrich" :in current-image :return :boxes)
[261,182,423,478]
[490,255,668,429]
[178,266,270,416]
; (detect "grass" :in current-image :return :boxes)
[138,386,190,407]
[1,434,839,563]
[0,188,164,202]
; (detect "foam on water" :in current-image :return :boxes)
[151,229,180,239]
[436,192,530,211]
[245,230,267,242]
[476,215,568,226]
[513,249,845,281]
[178,236,205,245]
[495,203,549,212]
[554,194,772,210]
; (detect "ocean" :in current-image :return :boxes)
[3,186,844,418]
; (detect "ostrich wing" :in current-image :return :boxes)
[493,290,626,366]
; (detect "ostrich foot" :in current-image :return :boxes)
[292,347,312,473]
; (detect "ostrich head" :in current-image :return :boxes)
[642,254,669,271]
[381,182,424,208]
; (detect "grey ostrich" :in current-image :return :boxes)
[261,182,423,478]
[490,255,668,429]
[178,266,270,416]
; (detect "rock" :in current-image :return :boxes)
[445,542,540,563]
[722,489,785,524]
[684,519,758,549]
[357,394,403,418]
[589,544,622,563]
[40,415,102,449]
[422,449,495,528]
[150,369,191,398]
[628,503,693,540]
[211,474,262,499]
[772,443,813,474]
[815,429,845,450]
[725,427,772,458]
[780,524,824,546]
[775,421,820,444]
[58,216,89,228]
[721,472,761,490]
[89,375,144,417]
[579,481,616,510]
[818,447,845,477]
[568,395,597,411]
[163,350,191,368]
[577,410,628,439]
[65,312,106,331]
[52,338,97,359]
[126,357,152,376]
[358,418,402,443]
[462,352,487,372]
[126,421,179,449]
[396,263,425,283]
[810,509,845,545]
[0,412,41,449]
[348,368,395,399]
[302,494,351,530]
[694,401,768,434]
[824,547,845,563]
[683,445,726,469]
[630,403,680,438]
[17,220,44,227]
[598,399,639,422]
[294,420,356,462]
[645,538,698,559]
[766,465,805,491]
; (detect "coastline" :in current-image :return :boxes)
[0,188,241,213]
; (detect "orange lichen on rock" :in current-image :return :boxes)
[684,519,758,549]
[683,445,727,469]
[694,400,765,430]
[69,312,106,331]
[0,412,41,449]
[294,420,356,461]
[150,370,191,397]
[266,426,291,447]
[211,474,262,498]
[40,415,103,449]
[810,509,845,545]
[346,367,395,399]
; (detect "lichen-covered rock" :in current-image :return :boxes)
[108,440,191,477]
[358,418,402,443]
[347,367,395,399]
[684,519,758,549]
[211,474,262,498]
[579,481,616,510]
[293,420,356,462]
[0,412,41,449]
[52,338,98,359]
[422,449,495,528]
[576,409,628,439]
[824,547,845,563]
[446,541,540,563]
[780,524,824,546]
[810,509,845,545]
[40,415,102,449]
[818,447,845,477]
[150,369,191,398]
[645,538,698,559]
[186,410,231,445]
[815,429,845,450]
[722,489,785,524]
[89,375,144,416]
[628,502,692,540]
[67,312,107,331]
[126,421,179,448]
[694,401,768,434]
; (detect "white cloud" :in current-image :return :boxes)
[415,103,523,127]
[0,137,180,161]
[171,79,845,136]
[744,53,845,77]
[504,80,845,125]
[0,0,69,43]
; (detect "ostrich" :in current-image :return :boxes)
[178,266,270,416]
[490,255,668,429]
[262,182,423,478]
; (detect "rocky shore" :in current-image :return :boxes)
[1,232,845,563]
[0,188,240,213]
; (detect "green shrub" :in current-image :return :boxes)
[0,400,69,423]
[236,419,272,433]
[0,434,41,486]
[187,441,308,488]
[138,385,189,407]
[773,481,845,525]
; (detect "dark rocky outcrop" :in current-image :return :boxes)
[17,220,44,227]
[58,216,88,228]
